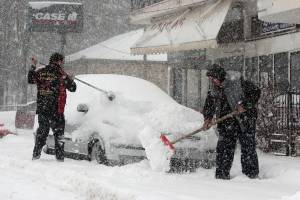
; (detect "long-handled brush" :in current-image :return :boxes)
[160,111,239,151]
[74,77,115,101]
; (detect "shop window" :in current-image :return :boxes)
[290,51,300,89]
[274,52,289,90]
[187,69,201,111]
[259,55,273,87]
[172,68,183,104]
[245,57,258,84]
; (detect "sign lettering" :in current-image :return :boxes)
[27,2,83,33]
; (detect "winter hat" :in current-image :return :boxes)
[49,52,64,64]
[206,64,227,82]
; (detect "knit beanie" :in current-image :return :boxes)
[206,64,226,82]
[49,52,64,64]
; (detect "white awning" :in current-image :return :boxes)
[131,0,232,55]
[66,29,167,62]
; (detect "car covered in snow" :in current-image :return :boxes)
[43,74,217,171]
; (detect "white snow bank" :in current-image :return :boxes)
[282,191,300,200]
[1,128,300,200]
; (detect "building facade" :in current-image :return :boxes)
[64,59,169,93]
[129,0,300,111]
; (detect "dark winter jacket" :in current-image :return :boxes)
[203,77,261,126]
[28,64,76,115]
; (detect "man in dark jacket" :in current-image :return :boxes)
[203,64,260,179]
[28,52,76,161]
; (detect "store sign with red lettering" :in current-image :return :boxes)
[27,2,83,33]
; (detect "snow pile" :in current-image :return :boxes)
[1,112,300,199]
[139,126,174,172]
[282,192,300,200]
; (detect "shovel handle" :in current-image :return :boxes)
[170,111,239,145]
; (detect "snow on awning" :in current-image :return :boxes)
[257,0,300,24]
[66,29,167,62]
[131,0,232,55]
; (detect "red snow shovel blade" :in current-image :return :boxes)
[160,134,175,151]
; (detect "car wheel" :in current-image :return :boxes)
[91,141,108,165]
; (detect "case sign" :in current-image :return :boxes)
[27,2,83,33]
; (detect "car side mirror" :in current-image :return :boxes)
[77,104,89,113]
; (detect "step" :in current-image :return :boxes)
[270,139,287,143]
[271,133,287,136]
[274,152,288,156]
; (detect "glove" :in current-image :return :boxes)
[236,104,246,114]
[30,57,37,70]
[203,119,212,130]
[30,65,36,70]
[68,74,75,81]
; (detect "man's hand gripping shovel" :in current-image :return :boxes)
[160,111,240,151]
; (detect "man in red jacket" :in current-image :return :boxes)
[28,53,76,161]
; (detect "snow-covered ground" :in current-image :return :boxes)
[1,111,300,200]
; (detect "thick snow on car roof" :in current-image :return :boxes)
[65,74,216,149]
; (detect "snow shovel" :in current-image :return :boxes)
[74,77,115,101]
[160,111,239,151]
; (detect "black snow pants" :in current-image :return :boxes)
[33,113,65,160]
[215,117,259,179]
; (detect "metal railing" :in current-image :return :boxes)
[257,87,300,156]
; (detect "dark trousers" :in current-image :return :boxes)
[215,118,259,179]
[33,113,65,160]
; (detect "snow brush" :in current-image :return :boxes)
[160,111,239,151]
[74,77,115,101]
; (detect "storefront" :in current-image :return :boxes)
[130,0,300,112]
[130,0,238,111]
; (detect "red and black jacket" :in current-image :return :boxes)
[28,63,76,115]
